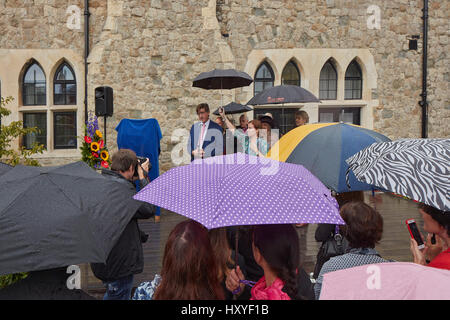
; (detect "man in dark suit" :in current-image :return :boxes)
[188,103,224,161]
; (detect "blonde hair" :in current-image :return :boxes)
[295,110,309,123]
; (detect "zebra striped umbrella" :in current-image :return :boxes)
[346,139,450,211]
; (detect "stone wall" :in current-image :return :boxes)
[0,0,106,51]
[0,0,448,171]
[219,0,449,139]
[87,0,237,172]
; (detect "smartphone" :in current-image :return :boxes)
[406,219,425,249]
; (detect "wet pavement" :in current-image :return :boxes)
[84,191,425,297]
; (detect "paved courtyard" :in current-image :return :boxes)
[83,191,424,297]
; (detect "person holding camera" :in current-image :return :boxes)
[91,149,156,300]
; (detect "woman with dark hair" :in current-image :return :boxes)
[314,191,365,242]
[226,224,315,300]
[312,191,364,278]
[410,203,450,270]
[208,228,247,300]
[226,226,264,300]
[314,201,392,299]
[133,220,224,300]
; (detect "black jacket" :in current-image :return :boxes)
[227,226,264,282]
[0,268,95,300]
[315,224,338,242]
[90,169,155,282]
[295,267,316,300]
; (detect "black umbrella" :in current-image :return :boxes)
[0,268,95,300]
[212,102,253,116]
[193,69,253,90]
[247,85,320,105]
[0,161,142,276]
[0,162,12,177]
[193,69,253,113]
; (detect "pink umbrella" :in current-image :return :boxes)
[320,262,450,300]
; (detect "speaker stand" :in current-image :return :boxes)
[104,116,107,147]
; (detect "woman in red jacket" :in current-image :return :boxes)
[410,203,450,270]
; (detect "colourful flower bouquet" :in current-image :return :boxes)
[80,113,111,170]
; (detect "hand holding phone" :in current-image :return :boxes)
[406,219,425,250]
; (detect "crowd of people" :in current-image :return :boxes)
[4,102,443,300]
[127,199,449,300]
[188,102,310,159]
[87,102,449,300]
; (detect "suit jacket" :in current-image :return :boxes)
[188,120,224,161]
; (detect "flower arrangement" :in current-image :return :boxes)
[80,113,111,170]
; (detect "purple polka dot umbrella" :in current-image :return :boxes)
[134,153,343,229]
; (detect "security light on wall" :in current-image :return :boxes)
[408,35,420,50]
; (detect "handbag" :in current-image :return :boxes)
[313,225,349,279]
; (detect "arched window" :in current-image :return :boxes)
[319,60,337,100]
[345,60,362,100]
[254,62,274,96]
[281,60,300,86]
[54,62,76,105]
[23,61,46,106]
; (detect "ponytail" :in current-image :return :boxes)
[278,266,298,299]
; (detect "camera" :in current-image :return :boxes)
[133,156,151,178]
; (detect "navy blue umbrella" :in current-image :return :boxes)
[268,123,391,193]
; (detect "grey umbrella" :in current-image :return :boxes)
[0,162,12,177]
[212,102,253,115]
[247,85,320,105]
[0,161,142,276]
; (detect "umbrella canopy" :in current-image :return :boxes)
[212,102,253,116]
[267,123,391,193]
[0,162,142,276]
[320,262,450,300]
[247,85,320,105]
[0,268,95,300]
[346,138,450,211]
[0,162,12,177]
[134,153,344,229]
[193,69,253,90]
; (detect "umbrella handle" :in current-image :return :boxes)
[233,227,239,300]
[234,226,239,268]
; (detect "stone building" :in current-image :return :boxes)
[0,0,448,171]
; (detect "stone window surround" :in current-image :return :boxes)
[242,49,378,129]
[0,49,84,159]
